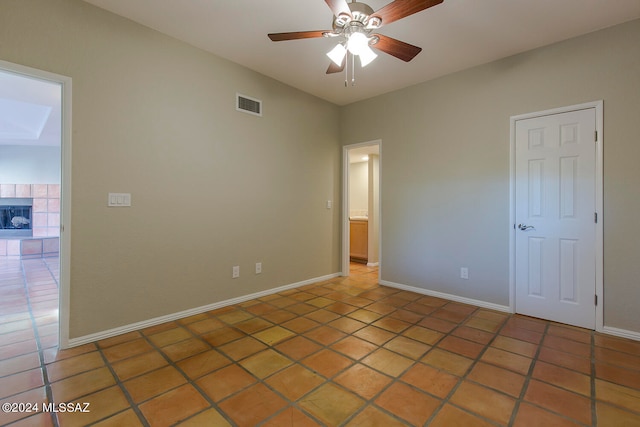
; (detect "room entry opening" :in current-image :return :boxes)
[343,141,381,276]
[0,61,70,348]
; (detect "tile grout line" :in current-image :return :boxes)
[20,258,59,427]
[506,319,548,426]
[425,307,513,427]
[154,316,253,427]
[229,276,411,426]
[232,285,376,426]
[92,346,151,427]
[109,319,234,426]
[252,281,507,426]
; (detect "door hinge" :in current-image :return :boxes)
[595,130,598,142]
[594,212,598,224]
[595,294,598,306]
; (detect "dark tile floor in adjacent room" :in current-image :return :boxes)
[1,258,639,426]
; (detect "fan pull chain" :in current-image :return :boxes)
[351,53,356,86]
[344,53,348,87]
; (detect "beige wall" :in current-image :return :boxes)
[341,19,640,333]
[2,0,638,337]
[349,161,368,214]
[0,0,341,338]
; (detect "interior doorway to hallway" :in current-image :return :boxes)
[343,141,381,280]
[0,60,71,350]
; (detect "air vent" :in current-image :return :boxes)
[236,93,262,117]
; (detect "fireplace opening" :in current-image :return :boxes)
[0,198,33,237]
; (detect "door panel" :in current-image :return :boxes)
[515,108,596,329]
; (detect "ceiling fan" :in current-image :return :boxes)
[268,0,443,80]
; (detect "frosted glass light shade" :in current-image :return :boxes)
[327,43,347,66]
[359,45,377,67]
[347,32,369,55]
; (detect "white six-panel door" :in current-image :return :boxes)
[514,108,597,329]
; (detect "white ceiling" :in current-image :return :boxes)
[349,144,380,163]
[0,70,61,147]
[82,0,640,106]
[2,0,639,148]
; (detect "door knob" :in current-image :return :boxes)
[518,224,534,231]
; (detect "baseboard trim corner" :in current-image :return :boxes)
[601,325,640,342]
[379,279,511,313]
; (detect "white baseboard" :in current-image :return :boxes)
[381,280,640,341]
[379,279,511,313]
[66,272,341,348]
[67,274,640,348]
[601,326,640,342]
[366,262,379,267]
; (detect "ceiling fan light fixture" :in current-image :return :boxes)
[359,45,377,67]
[327,43,347,66]
[267,0,442,81]
[346,31,370,55]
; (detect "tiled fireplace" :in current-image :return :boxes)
[0,184,60,258]
[0,198,32,237]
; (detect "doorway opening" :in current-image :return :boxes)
[343,141,381,280]
[0,60,71,350]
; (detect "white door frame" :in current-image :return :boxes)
[342,140,382,276]
[0,60,72,348]
[509,101,603,332]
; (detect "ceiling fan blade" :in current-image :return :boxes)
[373,34,422,62]
[268,31,328,41]
[372,0,443,27]
[326,61,345,74]
[325,0,351,18]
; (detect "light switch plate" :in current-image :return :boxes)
[108,193,131,207]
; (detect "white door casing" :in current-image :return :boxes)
[0,59,72,348]
[512,104,602,329]
[342,140,382,277]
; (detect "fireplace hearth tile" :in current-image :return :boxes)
[48,199,60,213]
[16,185,31,198]
[22,239,43,255]
[33,213,47,227]
[43,238,60,254]
[7,240,20,256]
[48,184,60,198]
[0,184,16,198]
[33,185,48,198]
[33,199,47,212]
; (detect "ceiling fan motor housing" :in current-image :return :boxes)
[333,2,381,30]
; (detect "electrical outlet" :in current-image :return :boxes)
[460,267,469,280]
[255,262,262,274]
[232,265,240,279]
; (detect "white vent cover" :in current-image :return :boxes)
[236,93,262,117]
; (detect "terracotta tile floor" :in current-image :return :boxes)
[1,259,640,426]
